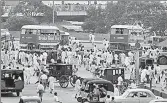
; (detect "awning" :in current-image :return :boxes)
[156,39,167,47]
[20,44,28,47]
[129,43,135,46]
[39,43,59,46]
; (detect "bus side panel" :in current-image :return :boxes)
[15,80,24,90]
[20,34,38,44]
[1,80,6,90]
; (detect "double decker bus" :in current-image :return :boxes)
[146,36,165,46]
[110,25,144,51]
[20,25,69,51]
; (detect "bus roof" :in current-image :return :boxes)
[111,25,143,30]
[21,25,59,30]
[60,31,70,35]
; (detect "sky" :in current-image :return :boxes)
[42,1,110,5]
[42,1,167,5]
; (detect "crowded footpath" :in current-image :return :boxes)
[1,34,167,103]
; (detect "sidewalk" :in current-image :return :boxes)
[145,83,167,98]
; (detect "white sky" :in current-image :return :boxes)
[42,1,110,5]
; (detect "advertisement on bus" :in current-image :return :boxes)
[38,35,60,43]
[110,34,129,43]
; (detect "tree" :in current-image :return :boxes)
[84,1,167,34]
[10,0,57,23]
[1,0,5,16]
[4,16,39,31]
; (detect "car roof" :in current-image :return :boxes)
[82,78,100,83]
[20,96,41,101]
[151,99,167,102]
[49,63,72,66]
[126,88,153,92]
[87,79,112,84]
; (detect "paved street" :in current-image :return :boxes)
[1,65,93,103]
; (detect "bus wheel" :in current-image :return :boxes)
[16,92,20,96]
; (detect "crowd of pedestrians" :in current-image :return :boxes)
[1,35,167,102]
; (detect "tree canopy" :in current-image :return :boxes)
[4,16,39,31]
[9,0,57,23]
[83,1,167,35]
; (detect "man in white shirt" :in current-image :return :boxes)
[43,51,48,65]
[40,73,48,90]
[155,64,161,83]
[48,75,55,94]
[117,75,123,95]
[91,34,95,45]
[114,53,118,66]
[36,81,44,101]
[75,77,81,98]
[89,33,92,42]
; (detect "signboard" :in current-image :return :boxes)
[20,34,37,44]
[110,34,129,43]
[38,35,60,43]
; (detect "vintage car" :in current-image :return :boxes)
[149,99,167,103]
[78,79,114,103]
[114,88,163,103]
[1,67,24,96]
[19,96,41,103]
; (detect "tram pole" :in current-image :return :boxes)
[52,0,55,24]
[135,41,140,86]
[135,50,140,85]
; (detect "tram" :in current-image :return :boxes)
[20,25,70,51]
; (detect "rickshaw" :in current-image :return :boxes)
[48,63,77,88]
[1,67,24,96]
[78,79,114,103]
[19,96,41,103]
[77,78,100,102]
[101,66,130,94]
[101,66,125,84]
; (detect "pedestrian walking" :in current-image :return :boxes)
[114,85,119,96]
[48,75,55,94]
[75,77,81,98]
[36,81,44,102]
[155,64,161,83]
[40,72,48,90]
[160,71,166,91]
[117,74,123,95]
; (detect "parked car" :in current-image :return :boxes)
[149,99,167,103]
[19,96,41,103]
[114,88,163,103]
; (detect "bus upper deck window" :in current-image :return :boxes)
[37,30,40,35]
[32,29,37,34]
[21,29,26,34]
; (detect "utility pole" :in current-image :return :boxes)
[52,0,55,24]
[135,41,141,85]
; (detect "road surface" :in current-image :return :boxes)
[1,65,93,103]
